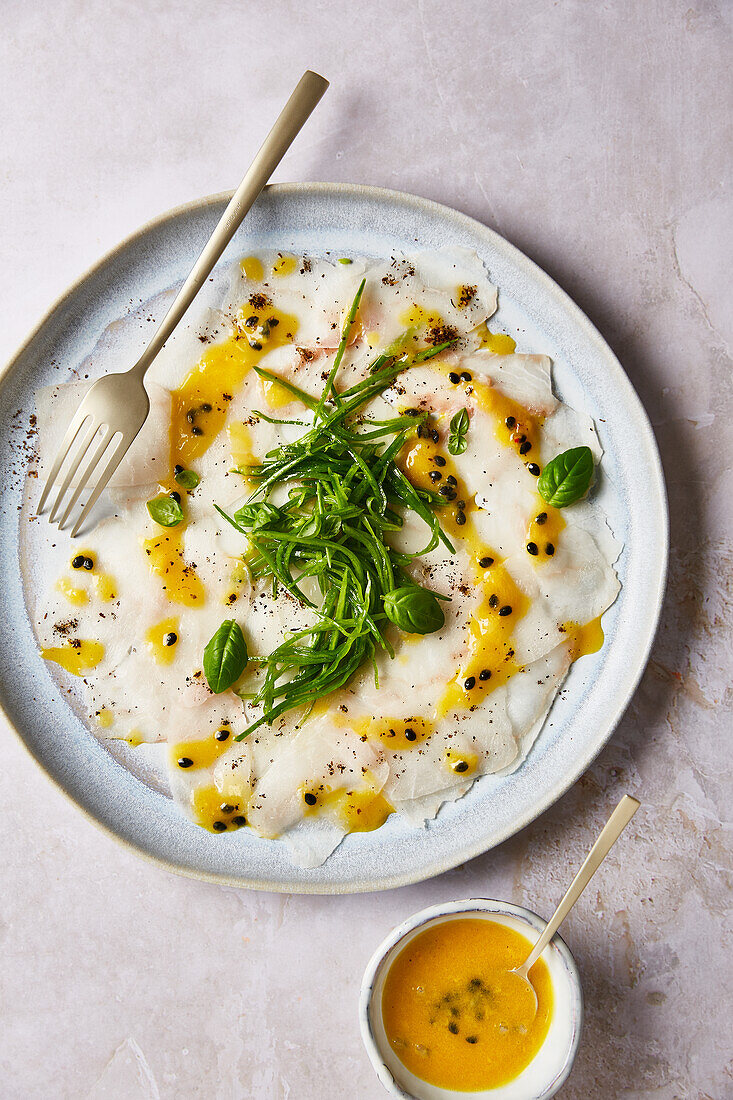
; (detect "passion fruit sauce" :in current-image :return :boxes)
[381,918,552,1091]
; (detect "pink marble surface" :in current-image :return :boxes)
[0,1,731,1097]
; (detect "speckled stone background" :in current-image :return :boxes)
[1,2,731,1097]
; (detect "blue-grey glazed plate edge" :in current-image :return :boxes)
[0,183,668,893]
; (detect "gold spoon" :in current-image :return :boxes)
[509,794,640,1017]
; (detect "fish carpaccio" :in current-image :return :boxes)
[28,249,620,868]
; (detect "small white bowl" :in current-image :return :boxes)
[359,899,583,1100]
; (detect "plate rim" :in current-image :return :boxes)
[0,182,669,892]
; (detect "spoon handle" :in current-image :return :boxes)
[521,794,640,975]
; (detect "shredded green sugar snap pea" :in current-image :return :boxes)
[205,281,457,737]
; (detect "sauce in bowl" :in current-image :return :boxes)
[381,918,552,1091]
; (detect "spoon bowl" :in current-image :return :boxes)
[504,964,540,1018]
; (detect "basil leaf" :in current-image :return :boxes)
[448,408,470,455]
[233,502,283,531]
[383,585,445,635]
[147,494,183,527]
[538,446,594,508]
[175,468,200,490]
[203,620,248,693]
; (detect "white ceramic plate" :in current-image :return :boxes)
[0,184,667,893]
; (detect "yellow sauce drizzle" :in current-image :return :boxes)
[562,615,604,661]
[340,787,394,832]
[470,376,543,457]
[410,363,543,470]
[438,564,529,716]
[144,617,180,665]
[74,549,96,568]
[170,732,232,771]
[228,421,259,477]
[527,498,566,561]
[169,304,297,469]
[142,530,205,607]
[479,323,517,354]
[240,255,264,281]
[354,715,433,750]
[223,560,249,607]
[444,749,479,777]
[190,784,248,832]
[41,641,104,676]
[260,374,295,410]
[299,776,394,833]
[400,303,443,329]
[400,427,473,538]
[93,573,117,602]
[56,577,89,606]
[272,254,298,277]
[382,918,552,1091]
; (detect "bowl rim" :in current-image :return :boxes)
[359,897,584,1100]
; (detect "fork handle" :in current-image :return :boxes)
[129,70,329,379]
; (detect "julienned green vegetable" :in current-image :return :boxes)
[207,281,457,739]
[203,620,248,693]
[448,408,470,455]
[174,468,200,490]
[383,585,445,634]
[538,446,594,508]
[147,494,183,527]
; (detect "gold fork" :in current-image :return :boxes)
[37,69,328,536]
